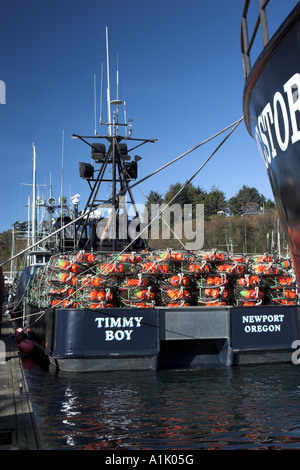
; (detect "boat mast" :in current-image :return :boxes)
[32,143,37,246]
[60,130,64,252]
[69,28,157,252]
[106,26,112,136]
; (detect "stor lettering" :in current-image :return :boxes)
[254,72,300,168]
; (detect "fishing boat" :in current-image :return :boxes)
[242,1,300,281]
[5,13,300,372]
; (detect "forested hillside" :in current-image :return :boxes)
[0,221,28,272]
[0,185,288,271]
[143,183,286,254]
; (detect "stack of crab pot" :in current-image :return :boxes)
[26,250,299,310]
[252,255,298,306]
[232,255,265,307]
[74,253,141,309]
[232,254,298,307]
[117,253,157,308]
[152,250,195,307]
[28,252,106,309]
[192,251,231,307]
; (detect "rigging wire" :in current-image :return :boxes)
[5,117,243,324]
[0,116,244,269]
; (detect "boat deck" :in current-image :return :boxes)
[0,314,40,450]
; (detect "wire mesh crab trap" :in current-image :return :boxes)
[195,274,230,306]
[25,250,299,310]
[118,274,157,308]
[266,273,298,305]
[158,273,195,307]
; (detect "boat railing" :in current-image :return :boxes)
[241,0,270,80]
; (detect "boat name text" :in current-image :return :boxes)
[95,316,143,341]
[254,72,300,168]
[242,313,284,333]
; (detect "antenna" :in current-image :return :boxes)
[32,142,37,245]
[106,26,112,136]
[61,130,64,240]
[123,84,127,137]
[94,74,97,135]
[99,62,103,124]
[49,172,52,198]
[27,195,30,249]
[124,100,127,137]
[116,54,119,101]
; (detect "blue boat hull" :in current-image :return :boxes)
[25,304,300,372]
[243,3,300,283]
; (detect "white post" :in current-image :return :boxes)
[32,143,36,245]
[106,26,112,135]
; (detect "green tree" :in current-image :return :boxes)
[265,198,276,210]
[142,190,163,223]
[228,185,266,215]
[187,185,207,217]
[204,186,227,218]
[163,181,194,206]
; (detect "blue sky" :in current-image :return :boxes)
[0,0,298,233]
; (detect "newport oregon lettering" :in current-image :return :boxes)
[95,316,143,341]
[242,314,284,333]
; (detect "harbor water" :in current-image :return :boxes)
[22,359,300,450]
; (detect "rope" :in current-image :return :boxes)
[0,117,243,269]
[6,117,244,324]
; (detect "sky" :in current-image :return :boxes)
[0,0,299,233]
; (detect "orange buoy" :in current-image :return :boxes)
[96,290,106,301]
[235,264,245,274]
[250,276,260,285]
[85,253,96,262]
[88,290,99,300]
[240,289,264,299]
[285,289,297,299]
[136,290,155,300]
[167,289,182,299]
[76,252,95,262]
[90,277,104,286]
[170,275,180,286]
[58,272,71,283]
[211,288,220,298]
[217,264,228,272]
[58,259,71,270]
[70,263,81,273]
[162,252,183,261]
[168,301,190,307]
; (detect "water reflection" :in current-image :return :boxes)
[24,361,300,450]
